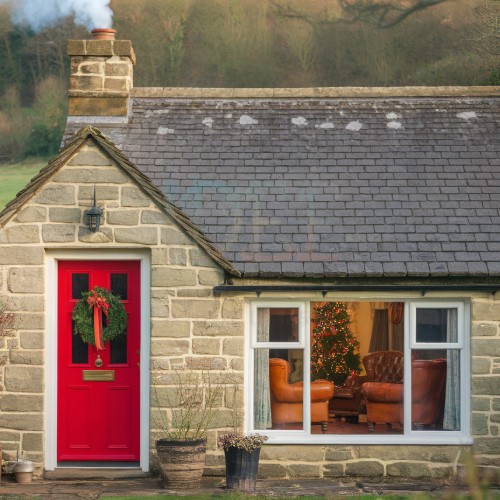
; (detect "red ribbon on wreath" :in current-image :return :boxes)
[87,289,110,350]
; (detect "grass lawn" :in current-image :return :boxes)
[0,159,46,210]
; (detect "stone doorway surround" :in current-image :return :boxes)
[44,249,151,472]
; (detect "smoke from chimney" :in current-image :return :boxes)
[0,0,113,32]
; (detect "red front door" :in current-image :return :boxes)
[57,260,140,462]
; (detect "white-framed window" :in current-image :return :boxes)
[245,299,471,445]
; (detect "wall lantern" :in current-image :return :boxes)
[85,188,103,232]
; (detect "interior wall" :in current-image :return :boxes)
[350,302,374,367]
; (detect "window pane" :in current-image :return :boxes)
[310,301,404,435]
[72,320,88,364]
[110,273,128,300]
[254,348,304,431]
[416,308,458,343]
[411,349,459,431]
[110,333,127,364]
[72,273,89,300]
[257,308,298,343]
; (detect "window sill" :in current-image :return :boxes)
[262,432,473,446]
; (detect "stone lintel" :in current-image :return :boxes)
[68,90,129,98]
[68,96,129,116]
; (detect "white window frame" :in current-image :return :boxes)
[245,298,471,445]
[248,302,309,434]
[405,301,470,441]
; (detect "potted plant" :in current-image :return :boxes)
[152,367,223,489]
[218,433,268,492]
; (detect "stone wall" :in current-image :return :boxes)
[470,295,500,484]
[0,139,244,474]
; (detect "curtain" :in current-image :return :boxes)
[369,309,389,352]
[392,321,404,352]
[254,308,272,430]
[443,309,460,431]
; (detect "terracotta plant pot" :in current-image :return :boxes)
[91,29,116,40]
[14,460,34,483]
[156,438,207,489]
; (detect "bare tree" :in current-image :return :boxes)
[473,0,500,56]
[271,0,449,28]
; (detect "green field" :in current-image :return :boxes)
[0,159,46,210]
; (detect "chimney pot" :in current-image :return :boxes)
[91,28,117,40]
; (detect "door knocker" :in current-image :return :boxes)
[95,354,103,368]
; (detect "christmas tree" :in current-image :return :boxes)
[311,302,361,385]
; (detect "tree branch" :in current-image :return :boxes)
[270,0,450,28]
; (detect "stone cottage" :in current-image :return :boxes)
[0,31,499,484]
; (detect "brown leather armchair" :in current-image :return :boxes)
[360,351,404,431]
[361,352,447,431]
[269,358,334,433]
[411,358,447,429]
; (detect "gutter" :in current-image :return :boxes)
[213,284,500,297]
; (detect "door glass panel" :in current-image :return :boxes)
[110,273,128,300]
[72,273,89,300]
[71,320,88,364]
[110,333,127,364]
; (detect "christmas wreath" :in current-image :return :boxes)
[72,286,127,349]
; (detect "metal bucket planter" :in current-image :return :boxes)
[156,438,207,489]
[224,446,261,493]
[14,460,34,484]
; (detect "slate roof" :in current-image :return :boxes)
[64,91,500,279]
[0,126,238,276]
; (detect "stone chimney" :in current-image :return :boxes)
[67,30,136,117]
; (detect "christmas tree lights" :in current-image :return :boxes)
[311,302,361,385]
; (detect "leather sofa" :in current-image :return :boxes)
[269,358,334,432]
[361,351,447,431]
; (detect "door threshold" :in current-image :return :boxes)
[45,467,147,480]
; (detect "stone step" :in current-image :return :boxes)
[44,468,148,480]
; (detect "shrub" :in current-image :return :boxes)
[218,433,268,452]
[23,76,66,158]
